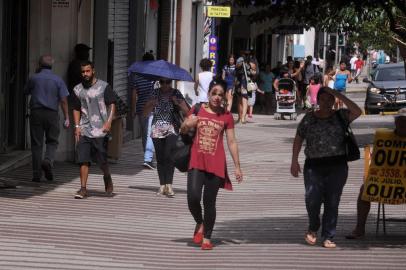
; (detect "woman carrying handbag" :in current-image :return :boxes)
[290,87,362,248]
[181,78,243,250]
[143,77,189,197]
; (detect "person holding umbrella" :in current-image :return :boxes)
[143,77,189,197]
[128,59,194,196]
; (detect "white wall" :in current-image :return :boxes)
[145,3,159,57]
[303,28,315,58]
[29,0,93,161]
[179,0,192,71]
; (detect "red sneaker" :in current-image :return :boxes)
[201,241,213,250]
[193,224,204,244]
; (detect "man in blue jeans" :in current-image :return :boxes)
[130,52,156,169]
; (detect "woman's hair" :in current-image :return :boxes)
[208,76,227,93]
[280,67,289,77]
[324,66,333,74]
[339,60,346,65]
[317,87,334,101]
[200,58,212,71]
[228,54,235,65]
[208,76,227,114]
[310,75,320,84]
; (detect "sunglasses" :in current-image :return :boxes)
[159,79,172,84]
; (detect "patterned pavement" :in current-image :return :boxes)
[1,111,406,270]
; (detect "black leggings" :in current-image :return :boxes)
[152,135,177,185]
[187,169,222,239]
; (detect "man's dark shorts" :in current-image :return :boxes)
[76,136,108,165]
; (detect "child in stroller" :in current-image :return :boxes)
[273,71,297,120]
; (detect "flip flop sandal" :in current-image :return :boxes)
[304,231,317,245]
[322,239,337,248]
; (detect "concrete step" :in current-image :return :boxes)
[0,150,31,174]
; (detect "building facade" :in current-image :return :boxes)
[2,0,294,165]
[0,0,176,164]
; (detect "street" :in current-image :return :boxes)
[1,0,406,268]
[1,93,406,270]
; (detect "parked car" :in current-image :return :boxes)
[364,63,406,114]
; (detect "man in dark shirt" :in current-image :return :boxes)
[24,55,70,182]
[67,44,91,94]
[130,52,156,169]
[71,61,116,199]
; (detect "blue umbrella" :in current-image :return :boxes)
[128,60,194,82]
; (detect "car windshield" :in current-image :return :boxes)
[374,67,406,81]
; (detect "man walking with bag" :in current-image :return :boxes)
[25,55,70,182]
[71,61,116,199]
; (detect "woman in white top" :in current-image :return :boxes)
[323,66,335,89]
[195,58,214,103]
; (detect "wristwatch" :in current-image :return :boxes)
[75,125,80,128]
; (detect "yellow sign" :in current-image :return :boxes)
[207,6,231,18]
[362,129,406,204]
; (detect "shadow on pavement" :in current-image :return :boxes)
[128,185,187,194]
[172,215,406,249]
[0,140,145,199]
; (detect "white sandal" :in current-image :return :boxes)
[304,231,317,245]
[322,239,336,248]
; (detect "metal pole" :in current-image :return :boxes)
[211,0,216,37]
[335,32,339,67]
[322,31,327,68]
[397,46,400,62]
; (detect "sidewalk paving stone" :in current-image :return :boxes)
[0,113,405,270]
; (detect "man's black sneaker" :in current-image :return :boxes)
[103,175,114,195]
[74,187,88,199]
[41,160,54,181]
[143,162,155,170]
[32,178,41,183]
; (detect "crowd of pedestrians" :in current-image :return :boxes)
[23,44,403,252]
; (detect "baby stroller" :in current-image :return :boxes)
[274,78,297,120]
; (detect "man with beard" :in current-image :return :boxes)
[71,61,116,199]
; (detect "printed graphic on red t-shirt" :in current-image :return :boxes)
[196,117,225,155]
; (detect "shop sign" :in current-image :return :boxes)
[209,36,218,74]
[362,129,406,204]
[207,6,231,18]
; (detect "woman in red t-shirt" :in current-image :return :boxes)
[181,78,243,250]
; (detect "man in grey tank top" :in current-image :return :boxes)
[71,61,116,199]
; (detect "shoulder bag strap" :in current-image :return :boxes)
[336,110,351,134]
[242,62,250,83]
[193,103,202,115]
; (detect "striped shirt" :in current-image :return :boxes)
[130,74,155,115]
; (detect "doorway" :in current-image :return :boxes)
[0,0,29,153]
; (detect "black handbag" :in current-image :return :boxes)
[171,89,191,130]
[337,110,360,162]
[172,103,202,172]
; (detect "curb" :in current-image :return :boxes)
[0,151,31,174]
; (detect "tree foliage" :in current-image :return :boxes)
[235,0,406,59]
[347,16,397,57]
